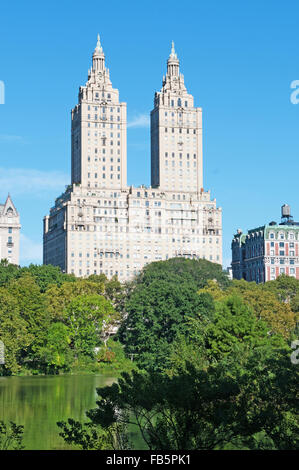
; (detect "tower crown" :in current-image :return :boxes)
[167,41,180,77]
[92,34,105,72]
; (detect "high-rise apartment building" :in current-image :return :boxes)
[0,194,21,265]
[43,36,222,281]
[232,205,299,283]
[71,35,127,190]
[151,42,203,193]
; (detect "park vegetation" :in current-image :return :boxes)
[0,257,298,449]
[0,260,132,376]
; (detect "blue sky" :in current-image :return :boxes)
[0,0,298,268]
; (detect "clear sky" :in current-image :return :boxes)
[0,0,298,268]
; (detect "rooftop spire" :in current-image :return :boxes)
[95,33,103,54]
[169,40,177,60]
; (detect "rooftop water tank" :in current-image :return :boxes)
[281,204,291,218]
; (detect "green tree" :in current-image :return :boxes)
[5,274,50,366]
[200,279,298,339]
[204,295,286,361]
[0,259,20,287]
[45,279,106,322]
[21,264,76,293]
[38,322,72,373]
[66,295,115,358]
[118,278,212,371]
[83,345,298,450]
[57,417,130,450]
[132,257,230,290]
[0,289,33,375]
[264,274,299,303]
[0,421,24,450]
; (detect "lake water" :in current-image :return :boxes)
[0,374,119,450]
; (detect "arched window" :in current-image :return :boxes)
[178,98,181,107]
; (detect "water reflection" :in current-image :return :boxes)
[0,375,116,450]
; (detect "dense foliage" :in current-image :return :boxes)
[0,421,24,450]
[117,258,227,370]
[0,262,132,375]
[57,259,298,450]
[0,258,298,449]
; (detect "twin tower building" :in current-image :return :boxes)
[43,36,222,281]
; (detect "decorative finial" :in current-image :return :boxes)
[95,34,103,54]
[169,40,177,59]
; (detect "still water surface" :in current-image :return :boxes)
[0,375,117,450]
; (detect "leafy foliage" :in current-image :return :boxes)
[0,421,24,450]
[57,417,131,450]
[82,344,298,450]
[118,259,222,370]
[0,264,125,375]
[0,259,298,450]
[57,261,298,451]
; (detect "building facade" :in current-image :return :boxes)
[232,205,299,283]
[43,36,222,281]
[0,195,21,265]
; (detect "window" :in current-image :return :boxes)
[8,227,12,233]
